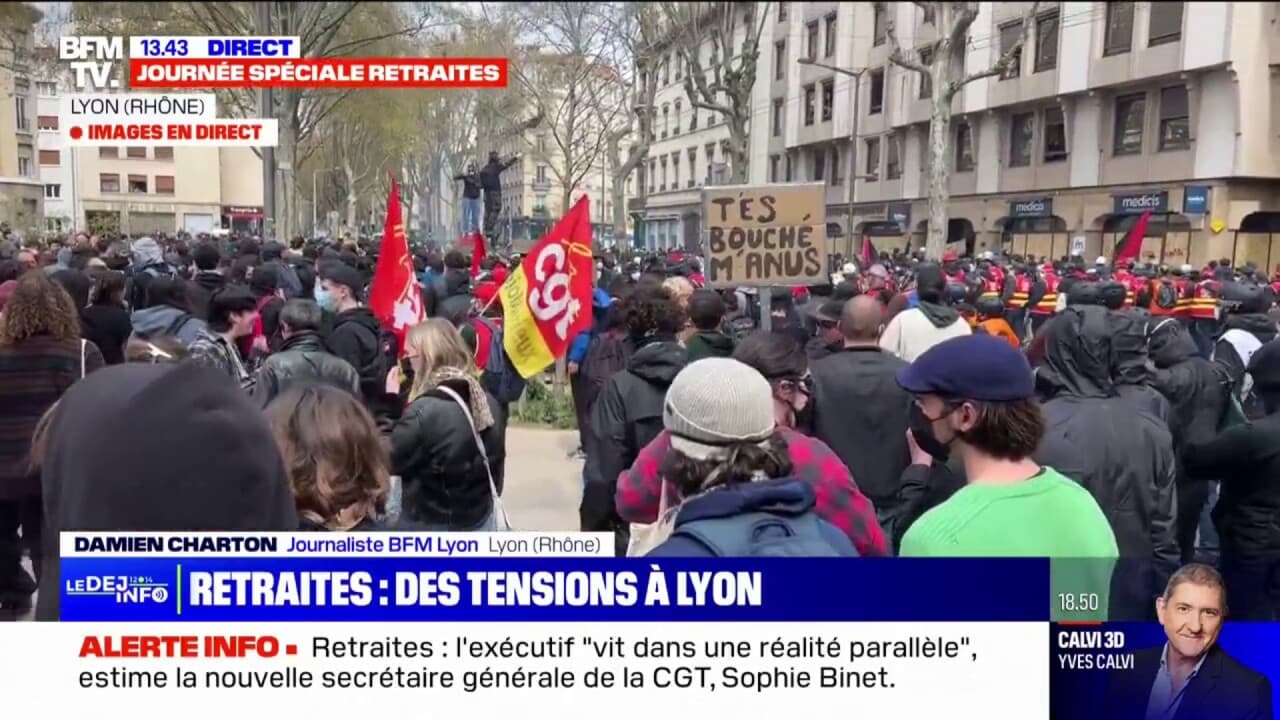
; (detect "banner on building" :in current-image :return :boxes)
[703,183,827,289]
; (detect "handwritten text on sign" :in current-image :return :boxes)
[704,184,827,288]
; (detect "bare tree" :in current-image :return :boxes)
[602,2,662,242]
[660,1,770,184]
[884,1,1038,258]
[0,3,41,73]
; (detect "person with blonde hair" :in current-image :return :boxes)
[267,384,389,531]
[390,318,506,530]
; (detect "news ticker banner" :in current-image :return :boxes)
[55,34,506,149]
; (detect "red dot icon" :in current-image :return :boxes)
[69,126,82,140]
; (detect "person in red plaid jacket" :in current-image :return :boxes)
[615,331,889,557]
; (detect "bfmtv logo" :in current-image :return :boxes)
[65,575,170,604]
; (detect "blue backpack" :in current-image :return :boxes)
[671,512,858,557]
[473,316,527,404]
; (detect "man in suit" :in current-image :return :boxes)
[1105,563,1272,720]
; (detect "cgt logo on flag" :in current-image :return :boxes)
[368,177,424,353]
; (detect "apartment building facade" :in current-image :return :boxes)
[0,24,44,232]
[765,1,1280,268]
[36,75,76,234]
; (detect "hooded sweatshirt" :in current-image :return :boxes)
[878,299,971,362]
[36,363,297,620]
[130,304,207,346]
[1107,309,1173,428]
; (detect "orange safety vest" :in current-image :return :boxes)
[1172,278,1194,318]
[976,318,1020,348]
[1114,270,1136,307]
[1032,276,1058,315]
[1149,279,1177,316]
[1187,280,1218,320]
[1006,274,1032,312]
[978,277,1001,302]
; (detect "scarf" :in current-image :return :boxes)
[423,366,495,433]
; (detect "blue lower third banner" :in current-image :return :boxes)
[58,558,1050,622]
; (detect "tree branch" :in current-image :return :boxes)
[951,1,1039,92]
[884,14,930,75]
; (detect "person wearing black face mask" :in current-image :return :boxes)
[897,334,1119,619]
[1182,339,1280,620]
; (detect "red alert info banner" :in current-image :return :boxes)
[129,57,508,89]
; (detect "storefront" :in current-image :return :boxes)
[1001,196,1069,261]
[222,205,264,235]
[853,202,913,256]
[1098,191,1198,265]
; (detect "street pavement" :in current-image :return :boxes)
[2,426,584,622]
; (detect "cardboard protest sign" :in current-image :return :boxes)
[703,183,827,288]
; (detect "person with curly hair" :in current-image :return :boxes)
[266,384,389,531]
[0,270,104,612]
[583,283,688,555]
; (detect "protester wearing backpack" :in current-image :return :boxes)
[644,358,857,557]
[316,261,396,429]
[125,236,176,310]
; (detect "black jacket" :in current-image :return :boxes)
[1109,308,1174,430]
[1102,645,1272,720]
[251,331,361,408]
[1150,319,1228,451]
[325,307,394,426]
[454,172,481,199]
[189,270,227,320]
[583,340,687,531]
[1035,306,1180,618]
[1184,404,1280,559]
[80,303,132,365]
[479,157,517,194]
[810,345,910,509]
[434,269,474,326]
[390,378,506,530]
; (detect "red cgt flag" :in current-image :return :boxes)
[367,176,423,355]
[498,196,594,377]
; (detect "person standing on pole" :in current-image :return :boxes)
[479,151,519,241]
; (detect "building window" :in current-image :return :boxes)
[674,55,682,82]
[777,2,787,22]
[17,156,30,176]
[824,13,837,58]
[1113,92,1145,155]
[659,157,668,190]
[785,152,794,182]
[886,135,901,179]
[37,81,56,96]
[15,96,28,131]
[769,154,780,182]
[956,122,975,172]
[128,174,148,193]
[869,68,884,114]
[806,21,818,60]
[673,100,682,135]
[45,183,59,199]
[1009,112,1034,166]
[99,146,118,158]
[39,149,59,165]
[999,22,1023,80]
[687,147,697,186]
[918,49,933,98]
[1159,86,1190,151]
[536,164,548,183]
[671,152,681,189]
[705,143,715,182]
[648,159,655,192]
[155,175,175,194]
[151,147,171,162]
[774,40,786,80]
[772,98,784,136]
[1104,2,1134,56]
[873,5,887,46]
[37,114,58,130]
[661,56,670,85]
[830,146,844,185]
[1034,12,1059,72]
[661,105,669,138]
[812,148,826,181]
[689,106,698,131]
[1043,106,1068,162]
[864,137,880,177]
[803,84,816,126]
[1149,1,1183,46]
[100,173,120,193]
[821,79,834,122]
[126,146,147,159]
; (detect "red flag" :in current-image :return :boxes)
[860,235,877,266]
[498,196,594,377]
[467,231,487,279]
[1114,210,1152,264]
[367,176,423,354]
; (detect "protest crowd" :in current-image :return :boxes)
[0,193,1278,624]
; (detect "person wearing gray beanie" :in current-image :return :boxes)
[643,358,857,557]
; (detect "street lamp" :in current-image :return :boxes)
[312,167,342,238]
[798,57,866,257]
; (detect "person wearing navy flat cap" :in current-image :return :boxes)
[897,334,1118,620]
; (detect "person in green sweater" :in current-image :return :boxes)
[896,334,1119,621]
[683,289,736,362]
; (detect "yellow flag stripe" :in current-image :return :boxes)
[498,267,555,378]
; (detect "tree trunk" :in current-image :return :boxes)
[344,163,358,231]
[277,111,299,242]
[925,91,953,260]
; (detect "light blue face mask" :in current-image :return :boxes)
[314,284,337,311]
